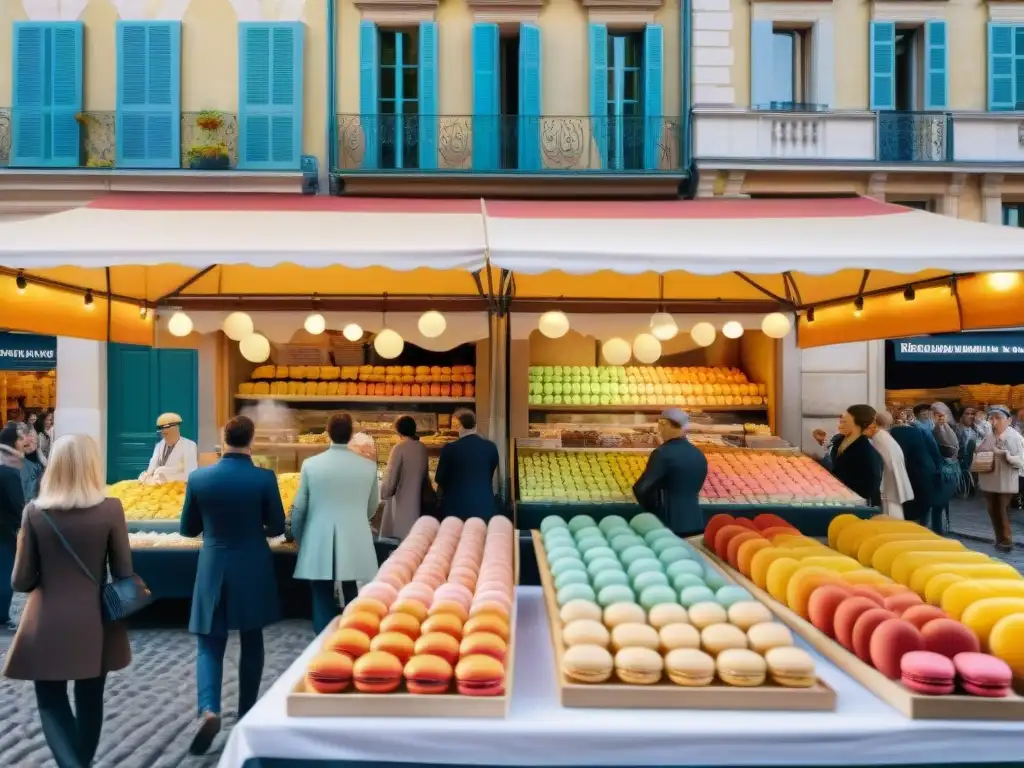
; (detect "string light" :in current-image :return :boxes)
[806,307,815,323]
[139,304,148,319]
[84,290,94,309]
[15,273,27,294]
[853,297,864,318]
[903,286,915,302]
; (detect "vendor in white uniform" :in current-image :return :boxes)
[140,412,199,484]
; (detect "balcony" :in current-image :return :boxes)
[334,114,683,174]
[951,112,1024,164]
[875,112,952,163]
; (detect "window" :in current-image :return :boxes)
[379,29,420,170]
[988,24,1024,110]
[770,28,811,109]
[870,20,947,111]
[1003,204,1024,227]
[894,27,923,111]
[606,32,644,171]
[498,33,521,169]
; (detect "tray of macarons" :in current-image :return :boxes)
[695,512,1024,720]
[534,513,836,710]
[288,515,517,718]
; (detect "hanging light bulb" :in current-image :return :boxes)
[304,313,327,335]
[853,297,864,318]
[538,311,570,339]
[222,311,254,341]
[722,321,744,339]
[632,333,662,364]
[84,290,95,309]
[761,312,792,338]
[15,273,27,294]
[649,312,678,341]
[690,322,716,347]
[374,329,404,359]
[987,272,1020,292]
[167,311,193,336]
[602,338,632,366]
[342,323,364,342]
[239,333,271,363]
[806,307,815,324]
[139,304,148,319]
[418,310,447,338]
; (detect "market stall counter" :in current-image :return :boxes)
[219,587,1024,768]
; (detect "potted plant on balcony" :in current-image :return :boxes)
[187,110,231,170]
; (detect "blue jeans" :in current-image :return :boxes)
[196,630,264,718]
[34,676,106,768]
[0,537,14,623]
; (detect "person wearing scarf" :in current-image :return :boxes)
[977,405,1024,552]
[867,411,914,519]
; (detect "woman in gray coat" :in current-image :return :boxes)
[380,416,431,539]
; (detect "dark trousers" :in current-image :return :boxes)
[927,506,949,536]
[34,675,106,768]
[310,580,359,635]
[0,537,14,623]
[196,630,264,718]
[983,491,1014,549]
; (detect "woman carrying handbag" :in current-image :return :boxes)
[3,434,140,768]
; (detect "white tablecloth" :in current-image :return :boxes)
[219,587,1024,767]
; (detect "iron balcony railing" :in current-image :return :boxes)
[876,111,953,163]
[0,109,239,170]
[334,114,683,173]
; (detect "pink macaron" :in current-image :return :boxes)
[434,582,474,604]
[475,580,512,597]
[953,652,1013,698]
[359,581,398,608]
[900,651,955,696]
[472,589,512,614]
[374,569,407,592]
[397,582,434,607]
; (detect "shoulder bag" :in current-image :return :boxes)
[971,451,995,474]
[39,510,153,623]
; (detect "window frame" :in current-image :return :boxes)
[606,30,645,170]
[1003,203,1024,227]
[377,27,420,170]
[769,24,812,109]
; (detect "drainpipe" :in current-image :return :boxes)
[327,0,338,191]
[681,0,694,197]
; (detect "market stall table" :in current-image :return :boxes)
[219,587,1024,768]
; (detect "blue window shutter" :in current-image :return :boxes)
[811,19,835,108]
[419,21,438,170]
[11,23,46,166]
[49,23,84,167]
[869,21,896,110]
[238,22,303,170]
[642,24,664,171]
[750,19,774,109]
[923,20,948,110]
[359,20,379,170]
[518,23,542,171]
[988,23,1015,110]
[1015,27,1024,109]
[116,22,181,169]
[589,24,608,169]
[472,23,499,171]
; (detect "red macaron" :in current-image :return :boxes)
[901,604,947,631]
[869,619,925,680]
[851,608,897,663]
[901,650,956,695]
[834,596,885,651]
[808,585,853,638]
[920,618,981,659]
[953,652,1013,698]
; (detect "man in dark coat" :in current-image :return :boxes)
[890,420,942,524]
[0,423,26,631]
[180,416,286,755]
[632,409,709,536]
[434,410,499,520]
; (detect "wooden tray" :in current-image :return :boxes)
[534,531,836,710]
[691,536,1024,721]
[287,537,519,719]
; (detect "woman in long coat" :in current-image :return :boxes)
[828,404,884,508]
[380,415,430,539]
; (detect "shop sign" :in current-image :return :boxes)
[0,332,57,370]
[894,333,1024,362]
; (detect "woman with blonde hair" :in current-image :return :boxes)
[3,434,134,768]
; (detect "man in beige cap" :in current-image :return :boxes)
[140,412,198,484]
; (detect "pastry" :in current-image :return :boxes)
[464,614,510,642]
[666,559,704,580]
[746,622,793,653]
[454,654,506,696]
[639,585,679,611]
[851,608,897,663]
[541,515,569,533]
[460,632,507,662]
[563,619,611,649]
[403,654,453,694]
[665,648,715,686]
[659,623,701,652]
[342,598,388,620]
[581,545,617,564]
[562,644,614,684]
[807,585,853,638]
[550,556,587,578]
[883,592,924,615]
[701,623,748,655]
[324,628,371,659]
[900,650,955,695]
[764,647,816,688]
[988,614,1024,676]
[901,604,947,631]
[429,600,470,623]
[305,651,353,693]
[370,631,415,664]
[627,559,665,581]
[420,613,464,640]
[920,618,981,659]
[620,545,656,567]
[648,603,689,630]
[352,651,403,693]
[568,514,598,533]
[688,602,728,630]
[611,622,660,652]
[659,547,692,567]
[379,612,421,640]
[413,632,460,666]
[587,557,624,577]
[632,571,670,593]
[953,652,1012,697]
[592,570,630,591]
[390,599,429,624]
[560,599,602,625]
[614,647,664,685]
[555,570,591,591]
[869,619,925,680]
[679,586,717,608]
[833,596,884,650]
[599,514,630,534]
[598,585,636,608]
[603,602,647,628]
[557,583,597,607]
[716,648,766,687]
[726,601,773,631]
[672,573,706,592]
[961,597,1024,647]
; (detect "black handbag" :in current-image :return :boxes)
[40,510,153,623]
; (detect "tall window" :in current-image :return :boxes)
[1003,204,1024,227]
[606,33,644,170]
[770,28,810,109]
[379,29,419,169]
[894,28,923,111]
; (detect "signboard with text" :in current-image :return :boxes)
[0,332,56,371]
[893,333,1024,363]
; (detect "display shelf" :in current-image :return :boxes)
[236,394,475,404]
[528,403,767,413]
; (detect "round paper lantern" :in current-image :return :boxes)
[649,312,678,341]
[632,333,662,364]
[342,323,364,342]
[602,337,632,366]
[167,311,193,337]
[538,311,570,339]
[761,312,792,339]
[304,313,327,335]
[240,333,271,363]
[987,272,1020,292]
[222,311,253,341]
[690,322,716,347]
[722,321,744,339]
[418,310,447,338]
[374,329,405,359]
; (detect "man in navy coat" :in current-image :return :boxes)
[434,410,500,520]
[890,419,942,525]
[180,416,286,755]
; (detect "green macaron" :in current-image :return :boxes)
[650,537,687,556]
[576,537,609,555]
[554,569,591,590]
[644,528,678,546]
[632,570,670,592]
[592,569,630,591]
[598,515,630,534]
[598,584,636,607]
[573,525,604,543]
[629,512,664,535]
[640,585,679,611]
[543,529,575,548]
[582,546,617,564]
[546,545,581,564]
[672,573,706,591]
[619,545,656,567]
[716,586,753,607]
[666,560,704,579]
[626,558,664,580]
[557,583,597,607]
[540,515,569,534]
[679,585,717,607]
[609,532,645,553]
[659,547,693,567]
[586,557,624,577]
[703,570,729,591]
[568,515,598,534]
[550,556,587,578]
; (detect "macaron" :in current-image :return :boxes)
[324,628,371,659]
[701,623,748,656]
[574,526,604,544]
[555,570,591,591]
[460,632,507,662]
[413,632,461,666]
[620,546,656,567]
[647,603,689,630]
[420,613,464,640]
[598,585,636,608]
[547,546,583,565]
[764,647,816,688]
[900,650,955,695]
[589,570,628,593]
[338,611,381,638]
[568,515,598,533]
[953,652,1013,698]
[660,622,701,652]
[645,528,680,545]
[550,556,587,578]
[379,612,421,640]
[834,597,885,650]
[562,644,614,684]
[632,570,670,592]
[715,586,752,608]
[851,608,897,663]
[921,618,980,659]
[901,604,947,631]
[716,648,766,687]
[581,546,617,564]
[627,559,665,580]
[687,602,728,630]
[869,619,925,680]
[659,547,693,567]
[672,573,707,592]
[557,584,597,607]
[639,585,679,611]
[679,586,717,608]
[747,622,794,653]
[455,654,506,696]
[667,560,704,580]
[609,531,645,551]
[587,558,625,577]
[370,631,416,664]
[429,600,469,624]
[807,585,853,638]
[650,537,687,556]
[352,650,403,693]
[305,651,354,693]
[563,619,611,649]
[464,614,510,642]
[343,597,388,620]
[403,654,453,694]
[540,515,569,533]
[611,622,660,652]
[599,515,630,534]
[560,599,603,624]
[359,582,399,608]
[727,601,774,631]
[665,648,715,686]
[390,599,429,624]
[603,602,647,628]
[703,570,730,591]
[614,647,664,685]
[883,592,924,614]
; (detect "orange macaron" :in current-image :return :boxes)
[404,654,454,695]
[454,654,505,696]
[305,651,353,693]
[353,651,404,693]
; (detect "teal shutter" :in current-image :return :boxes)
[116,22,181,169]
[519,23,542,171]
[472,23,499,170]
[988,23,1015,110]
[238,22,304,170]
[1015,27,1024,109]
[418,21,438,170]
[359,20,379,170]
[11,22,82,168]
[750,19,773,109]
[589,24,608,168]
[923,20,948,110]
[869,21,896,110]
[643,24,663,171]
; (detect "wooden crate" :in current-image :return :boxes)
[534,532,836,711]
[691,537,1024,721]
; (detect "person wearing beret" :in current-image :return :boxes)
[976,405,1024,552]
[180,416,286,756]
[140,412,198,485]
[632,408,709,537]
